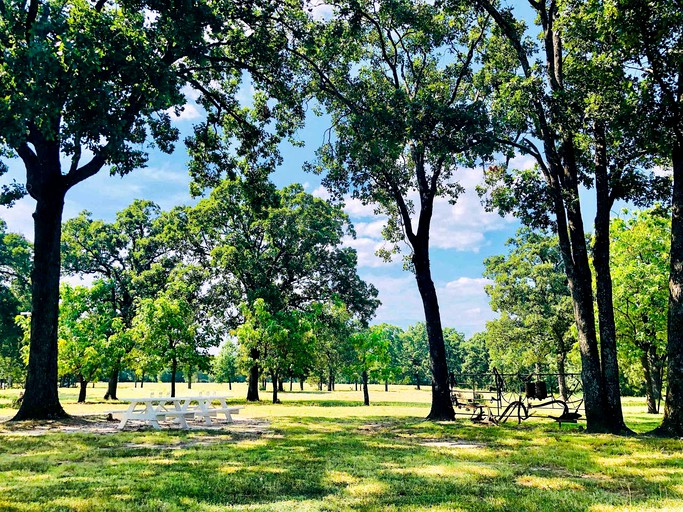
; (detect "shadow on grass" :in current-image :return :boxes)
[1,415,682,511]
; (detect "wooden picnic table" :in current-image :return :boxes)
[114,394,241,430]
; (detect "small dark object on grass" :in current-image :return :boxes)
[106,413,115,422]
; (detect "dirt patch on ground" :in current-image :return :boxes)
[0,415,271,437]
[419,440,483,449]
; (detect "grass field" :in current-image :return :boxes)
[0,382,681,511]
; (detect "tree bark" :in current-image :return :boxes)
[660,141,683,436]
[300,378,304,391]
[289,376,293,391]
[271,371,279,404]
[246,348,259,402]
[415,372,420,390]
[362,369,370,406]
[413,242,455,420]
[228,377,232,391]
[593,123,628,432]
[170,355,177,398]
[557,351,568,402]
[140,372,144,389]
[103,363,120,400]
[187,370,192,389]
[78,376,88,403]
[385,380,388,392]
[13,191,68,420]
[642,350,658,414]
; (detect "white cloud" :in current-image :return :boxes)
[444,277,492,296]
[166,103,202,121]
[353,219,385,239]
[343,236,397,268]
[0,197,35,239]
[312,185,331,200]
[364,272,496,336]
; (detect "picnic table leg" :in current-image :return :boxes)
[118,402,136,430]
[199,399,212,425]
[148,402,161,430]
[174,400,189,429]
[219,398,232,421]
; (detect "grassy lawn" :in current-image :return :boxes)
[0,383,681,511]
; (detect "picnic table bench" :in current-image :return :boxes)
[112,394,242,430]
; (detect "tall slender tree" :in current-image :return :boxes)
[301,0,495,419]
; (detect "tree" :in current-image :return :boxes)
[62,200,177,399]
[483,228,576,398]
[594,0,683,436]
[303,0,494,419]
[212,340,240,390]
[472,0,667,433]
[0,0,305,420]
[187,178,378,401]
[132,267,212,397]
[308,300,353,392]
[235,299,314,403]
[0,220,31,386]
[399,323,431,390]
[347,325,392,406]
[58,282,114,402]
[611,209,669,414]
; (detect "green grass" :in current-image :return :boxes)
[0,383,681,511]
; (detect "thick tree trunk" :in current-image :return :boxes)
[103,364,120,400]
[642,350,658,414]
[362,370,370,406]
[593,125,628,432]
[13,191,68,420]
[246,349,259,402]
[413,243,455,420]
[78,376,88,403]
[661,141,683,435]
[170,356,177,398]
[278,377,284,393]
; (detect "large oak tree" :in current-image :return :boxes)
[0,0,303,419]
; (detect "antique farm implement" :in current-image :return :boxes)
[449,368,584,426]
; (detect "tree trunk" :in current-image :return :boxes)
[103,362,120,400]
[278,378,284,392]
[13,191,68,420]
[354,380,358,391]
[170,356,177,398]
[246,348,259,401]
[362,369,370,406]
[661,141,683,435]
[289,377,293,391]
[557,351,568,402]
[385,380,388,392]
[140,372,144,389]
[642,350,658,414]
[299,378,304,391]
[187,370,192,390]
[415,372,420,390]
[78,376,88,403]
[593,124,628,432]
[413,242,455,420]
[228,377,232,391]
[272,371,279,404]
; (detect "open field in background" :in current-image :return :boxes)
[0,383,681,511]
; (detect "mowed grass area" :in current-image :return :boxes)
[0,383,681,511]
